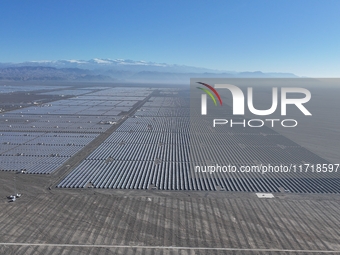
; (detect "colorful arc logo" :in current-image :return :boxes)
[196,82,223,106]
[197,82,222,115]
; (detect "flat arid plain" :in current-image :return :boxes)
[0,81,339,255]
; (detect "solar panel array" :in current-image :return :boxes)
[0,86,152,174]
[38,89,95,96]
[0,114,119,133]
[58,88,340,193]
[0,131,99,174]
[0,84,70,94]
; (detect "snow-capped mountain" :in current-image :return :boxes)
[6,58,234,73]
[0,58,298,82]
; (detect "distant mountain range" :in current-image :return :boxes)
[0,58,298,82]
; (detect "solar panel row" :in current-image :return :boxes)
[58,92,339,193]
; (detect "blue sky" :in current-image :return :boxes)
[0,0,339,76]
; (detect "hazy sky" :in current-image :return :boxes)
[0,0,339,76]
